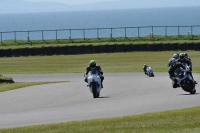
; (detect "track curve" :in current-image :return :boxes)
[0,73,199,128]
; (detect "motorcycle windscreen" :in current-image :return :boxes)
[174,68,184,78]
[89,70,98,75]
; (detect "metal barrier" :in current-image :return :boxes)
[0,25,200,43]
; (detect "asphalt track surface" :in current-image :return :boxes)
[0,73,200,128]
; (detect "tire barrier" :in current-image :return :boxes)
[178,43,186,51]
[59,45,68,55]
[124,44,133,52]
[76,45,84,54]
[194,42,200,50]
[163,43,171,51]
[20,47,29,56]
[170,43,179,51]
[107,44,116,53]
[147,44,155,51]
[0,42,200,57]
[84,45,93,54]
[35,47,44,56]
[140,44,147,51]
[67,46,77,54]
[132,44,140,51]
[116,44,124,52]
[93,45,101,53]
[186,42,194,50]
[100,45,109,53]
[4,49,12,57]
[11,48,21,57]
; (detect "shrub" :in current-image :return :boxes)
[0,75,14,83]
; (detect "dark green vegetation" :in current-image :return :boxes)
[0,75,14,83]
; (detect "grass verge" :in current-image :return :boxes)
[0,81,68,92]
[0,106,200,133]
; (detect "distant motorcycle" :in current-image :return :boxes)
[174,63,196,94]
[84,70,102,98]
[145,66,154,77]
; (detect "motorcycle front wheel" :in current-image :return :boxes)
[91,82,98,98]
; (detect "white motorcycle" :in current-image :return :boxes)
[174,63,196,94]
[85,70,102,98]
[146,66,154,77]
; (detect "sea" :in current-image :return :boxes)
[0,6,200,40]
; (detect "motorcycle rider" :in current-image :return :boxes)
[183,53,197,84]
[167,53,179,67]
[84,60,104,88]
[143,64,149,75]
[177,53,197,84]
[168,58,186,88]
[173,53,179,59]
[184,53,191,62]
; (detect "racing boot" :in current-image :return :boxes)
[101,83,103,88]
[172,80,178,88]
[170,77,177,88]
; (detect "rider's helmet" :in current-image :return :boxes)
[184,53,188,59]
[179,53,185,60]
[175,53,179,58]
[172,53,179,59]
[89,60,96,69]
[170,58,177,66]
[144,64,147,68]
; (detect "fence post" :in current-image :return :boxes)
[110,28,112,39]
[14,31,16,42]
[191,26,193,36]
[188,31,190,37]
[97,28,99,39]
[69,29,71,40]
[165,26,168,37]
[83,28,85,40]
[125,27,127,38]
[42,30,44,41]
[56,30,58,40]
[0,32,2,44]
[178,26,180,36]
[27,30,29,42]
[151,26,154,37]
[138,26,140,37]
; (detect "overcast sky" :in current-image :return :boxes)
[1,0,200,13]
[23,0,116,5]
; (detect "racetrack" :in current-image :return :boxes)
[0,73,199,128]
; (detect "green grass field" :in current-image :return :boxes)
[0,51,200,74]
[0,51,200,132]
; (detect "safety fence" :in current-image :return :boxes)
[1,25,200,43]
[0,42,200,57]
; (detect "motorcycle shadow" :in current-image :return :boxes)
[98,96,110,98]
[180,93,200,95]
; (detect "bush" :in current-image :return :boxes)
[0,75,14,83]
